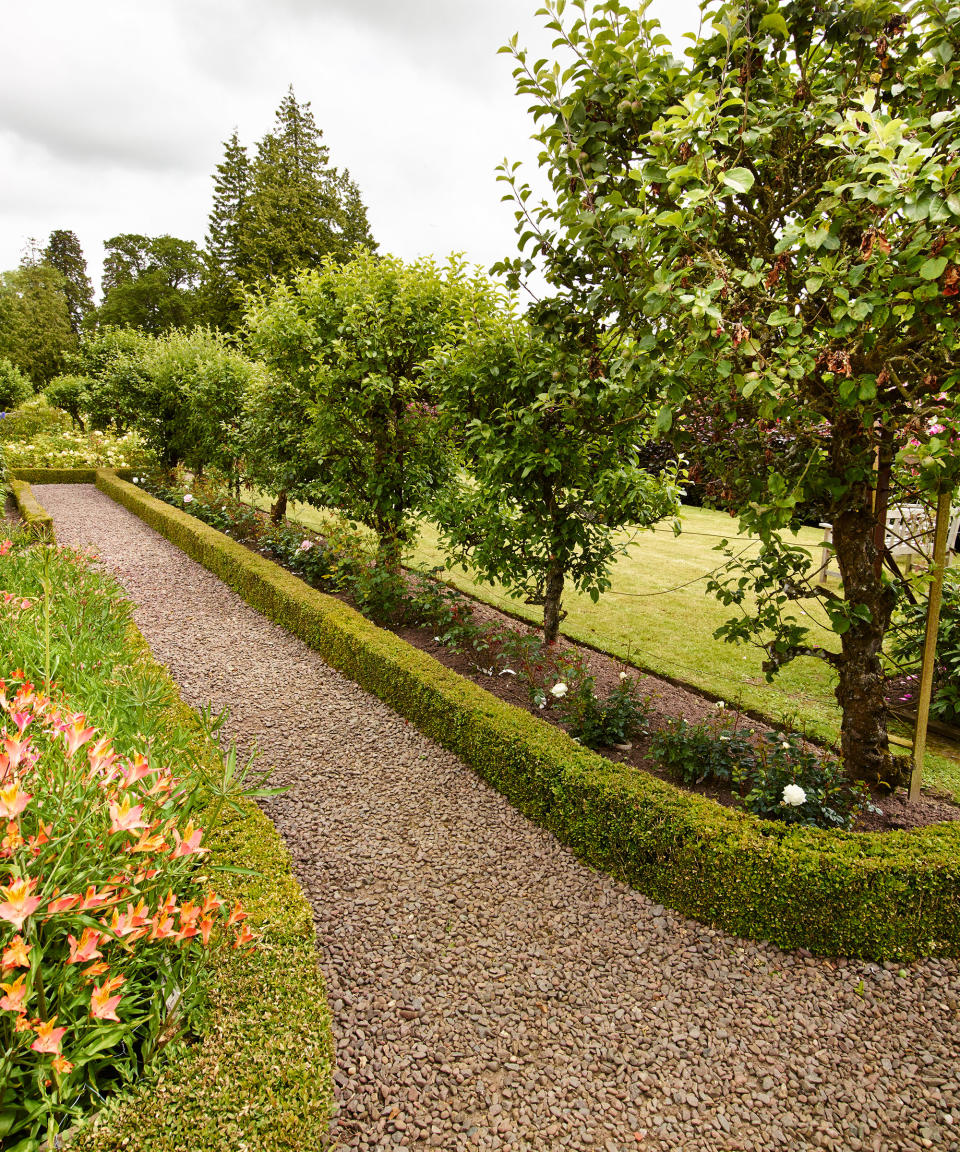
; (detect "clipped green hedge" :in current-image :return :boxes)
[12,466,132,485]
[94,469,960,960]
[8,477,56,542]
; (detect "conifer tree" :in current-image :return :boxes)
[203,131,252,330]
[43,230,94,334]
[202,87,375,328]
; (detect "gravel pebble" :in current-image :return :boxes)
[38,484,960,1152]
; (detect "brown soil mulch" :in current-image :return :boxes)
[390,595,960,834]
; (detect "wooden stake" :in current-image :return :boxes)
[908,488,953,802]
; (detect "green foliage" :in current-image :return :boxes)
[203,88,376,332]
[553,673,651,749]
[78,327,260,474]
[430,313,680,641]
[245,87,375,284]
[889,569,960,725]
[8,477,56,540]
[498,0,960,784]
[0,257,76,386]
[0,397,71,442]
[44,374,90,428]
[97,467,960,960]
[0,358,33,411]
[99,234,205,334]
[43,230,94,335]
[650,718,877,830]
[245,250,490,567]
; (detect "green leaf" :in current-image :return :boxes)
[920,256,948,280]
[655,405,674,433]
[760,12,789,38]
[721,167,755,194]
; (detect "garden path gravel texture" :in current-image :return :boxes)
[36,484,960,1152]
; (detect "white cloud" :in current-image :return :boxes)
[0,0,702,290]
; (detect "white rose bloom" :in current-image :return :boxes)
[550,682,568,698]
[782,784,806,807]
[183,493,193,504]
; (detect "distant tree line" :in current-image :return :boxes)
[0,87,374,387]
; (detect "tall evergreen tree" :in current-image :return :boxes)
[203,131,252,330]
[202,87,375,328]
[43,230,94,334]
[0,246,76,386]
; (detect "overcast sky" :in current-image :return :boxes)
[0,0,702,295]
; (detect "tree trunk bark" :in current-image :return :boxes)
[270,490,287,523]
[832,504,899,788]
[542,561,566,646]
[377,529,402,575]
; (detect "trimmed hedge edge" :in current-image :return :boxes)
[91,469,960,961]
[8,477,56,542]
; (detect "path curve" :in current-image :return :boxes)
[37,485,960,1152]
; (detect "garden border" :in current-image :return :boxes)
[3,481,335,1151]
[84,469,960,961]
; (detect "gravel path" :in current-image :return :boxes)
[37,484,960,1152]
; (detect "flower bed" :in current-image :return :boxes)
[0,531,333,1150]
[94,468,960,961]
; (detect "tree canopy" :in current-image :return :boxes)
[499,0,960,784]
[99,234,205,334]
[204,88,376,329]
[43,229,94,334]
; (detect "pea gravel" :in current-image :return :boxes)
[37,484,960,1152]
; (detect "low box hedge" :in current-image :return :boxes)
[12,467,132,485]
[92,469,960,961]
[8,476,56,542]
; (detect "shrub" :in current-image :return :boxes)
[44,374,91,429]
[0,359,33,413]
[888,569,960,727]
[740,732,878,830]
[650,716,756,786]
[650,718,876,830]
[550,672,651,750]
[0,397,71,443]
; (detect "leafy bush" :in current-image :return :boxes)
[44,374,91,429]
[740,732,878,829]
[0,540,253,1148]
[0,397,71,443]
[888,569,960,726]
[552,673,651,750]
[0,359,33,413]
[650,719,875,830]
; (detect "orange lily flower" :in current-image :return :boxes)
[61,716,96,759]
[0,876,42,929]
[0,782,31,820]
[198,912,215,946]
[1,819,24,857]
[67,927,103,965]
[1,935,30,969]
[52,1055,74,1075]
[232,923,255,949]
[225,901,247,929]
[0,973,29,1013]
[47,892,81,915]
[31,1017,67,1054]
[170,822,206,859]
[108,795,148,835]
[90,981,123,1021]
[78,884,113,911]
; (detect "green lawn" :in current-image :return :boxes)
[249,493,960,800]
